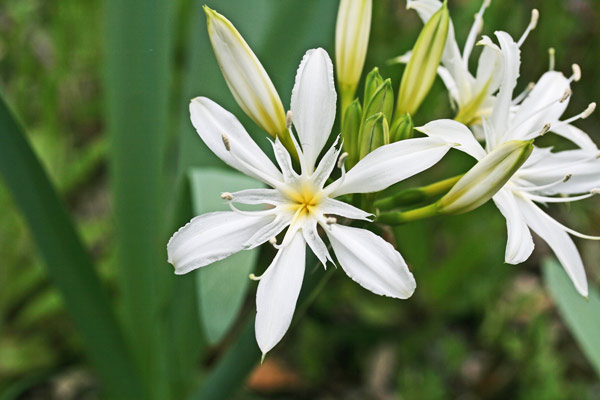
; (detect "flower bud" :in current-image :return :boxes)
[342,98,362,168]
[390,112,414,142]
[336,0,373,112]
[359,113,390,159]
[363,67,384,105]
[438,140,534,214]
[396,1,449,116]
[204,7,288,141]
[363,79,394,126]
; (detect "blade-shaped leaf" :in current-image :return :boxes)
[189,168,261,344]
[0,95,143,399]
[543,258,600,377]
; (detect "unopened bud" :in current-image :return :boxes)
[363,78,394,124]
[336,0,372,110]
[341,99,363,168]
[397,1,450,115]
[359,113,390,159]
[363,67,384,106]
[390,112,414,142]
[437,140,534,214]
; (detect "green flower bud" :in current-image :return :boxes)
[438,140,534,214]
[363,79,394,125]
[363,67,384,105]
[390,112,414,142]
[342,98,362,168]
[396,1,449,116]
[359,113,390,159]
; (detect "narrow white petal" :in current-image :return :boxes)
[255,231,306,355]
[492,189,535,264]
[491,31,521,146]
[327,225,416,299]
[312,137,341,189]
[417,119,486,160]
[474,43,503,98]
[302,219,332,268]
[328,137,450,197]
[167,211,273,275]
[290,48,337,170]
[190,97,283,185]
[551,124,598,152]
[319,197,373,221]
[230,188,286,206]
[245,212,294,250]
[271,137,298,183]
[509,71,570,141]
[515,195,588,297]
[437,66,461,107]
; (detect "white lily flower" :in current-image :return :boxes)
[419,31,600,298]
[168,48,453,356]
[399,0,539,130]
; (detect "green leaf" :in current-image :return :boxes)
[0,94,143,399]
[543,258,600,377]
[189,168,261,344]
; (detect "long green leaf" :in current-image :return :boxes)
[104,0,173,398]
[189,168,261,344]
[0,95,143,399]
[543,258,600,377]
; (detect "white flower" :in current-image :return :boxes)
[419,31,600,298]
[168,48,452,356]
[398,0,539,129]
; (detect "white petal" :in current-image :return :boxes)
[551,124,598,152]
[474,43,503,98]
[327,225,416,299]
[508,71,570,141]
[492,189,535,264]
[255,231,306,355]
[168,211,273,275]
[515,195,588,297]
[290,48,337,170]
[417,119,486,160]
[301,219,332,268]
[319,197,373,221]
[490,31,521,146]
[190,97,283,186]
[245,212,293,250]
[437,66,461,107]
[271,137,298,183]
[312,137,341,189]
[328,137,450,197]
[230,188,286,206]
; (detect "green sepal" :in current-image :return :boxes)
[363,67,384,105]
[363,78,394,125]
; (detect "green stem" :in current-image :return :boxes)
[375,174,463,211]
[377,203,440,225]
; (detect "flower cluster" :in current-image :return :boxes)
[168,0,599,356]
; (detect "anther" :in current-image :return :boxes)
[563,174,572,183]
[560,88,572,103]
[596,152,600,159]
[571,64,582,82]
[539,123,551,136]
[591,188,600,195]
[326,217,337,225]
[221,192,233,201]
[582,102,596,119]
[286,110,293,130]
[249,273,261,281]
[268,237,277,246]
[221,133,231,151]
[337,152,348,169]
[548,48,555,71]
[529,9,539,30]
[527,82,535,91]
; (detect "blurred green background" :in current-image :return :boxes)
[1,0,599,398]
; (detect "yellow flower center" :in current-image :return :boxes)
[284,181,323,219]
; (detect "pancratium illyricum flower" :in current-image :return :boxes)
[419,29,600,298]
[396,0,539,131]
[167,47,453,357]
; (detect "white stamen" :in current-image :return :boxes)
[571,64,582,82]
[560,88,572,103]
[337,152,348,169]
[582,102,596,119]
[512,82,535,105]
[539,123,551,136]
[517,9,539,48]
[548,48,555,71]
[268,237,278,246]
[221,133,231,151]
[221,192,233,201]
[463,0,492,63]
[512,175,571,192]
[249,273,262,281]
[526,192,594,203]
[286,110,293,130]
